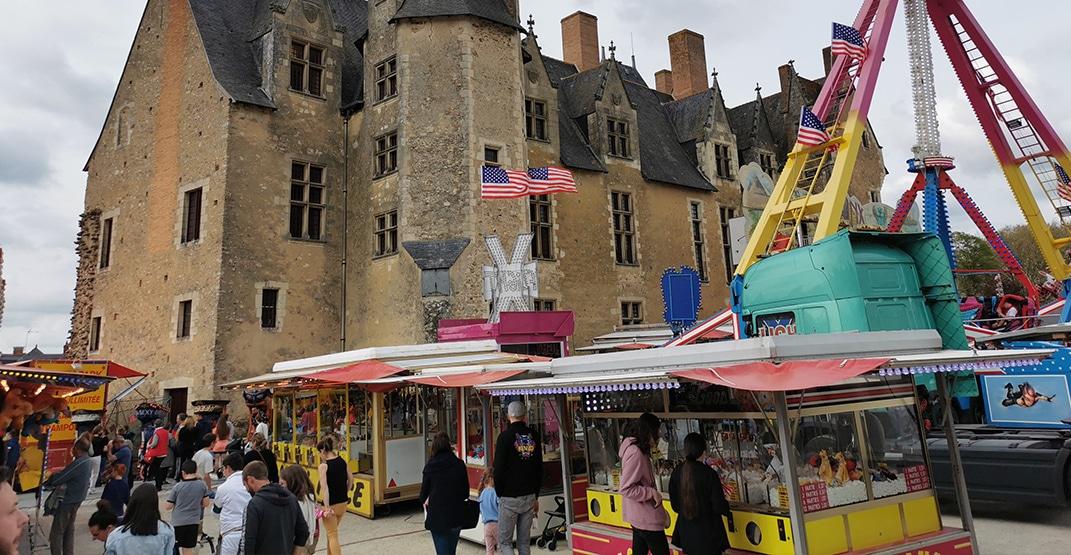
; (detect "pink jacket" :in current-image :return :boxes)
[618,437,669,532]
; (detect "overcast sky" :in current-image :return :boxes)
[1,0,1069,353]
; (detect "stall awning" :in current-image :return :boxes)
[671,358,891,392]
[406,369,526,388]
[306,361,406,383]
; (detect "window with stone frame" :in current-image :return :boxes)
[374,132,398,178]
[760,152,776,177]
[374,210,398,258]
[534,298,556,311]
[484,146,500,167]
[525,99,548,141]
[715,143,733,179]
[720,206,737,282]
[869,190,881,203]
[261,288,279,329]
[89,316,102,353]
[690,202,708,282]
[99,217,114,269]
[607,117,631,158]
[177,299,192,339]
[374,56,398,102]
[621,301,643,326]
[181,188,202,244]
[530,195,554,260]
[612,191,637,265]
[290,161,326,241]
[290,40,325,97]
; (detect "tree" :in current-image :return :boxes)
[951,231,1008,297]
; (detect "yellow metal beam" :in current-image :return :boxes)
[999,158,1071,280]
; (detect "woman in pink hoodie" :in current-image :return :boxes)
[618,412,670,555]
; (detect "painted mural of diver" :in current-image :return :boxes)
[1002,382,1055,408]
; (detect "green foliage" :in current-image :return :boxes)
[951,222,1069,299]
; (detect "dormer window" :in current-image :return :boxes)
[760,153,776,177]
[290,40,324,98]
[607,117,631,159]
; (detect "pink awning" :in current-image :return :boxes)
[406,370,526,388]
[306,360,406,384]
[671,358,892,392]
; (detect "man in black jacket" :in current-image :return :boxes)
[242,461,309,555]
[492,401,543,555]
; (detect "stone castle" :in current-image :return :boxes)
[69,0,887,404]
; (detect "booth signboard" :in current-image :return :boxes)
[980,374,1070,428]
[32,362,109,412]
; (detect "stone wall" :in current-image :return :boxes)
[65,210,101,358]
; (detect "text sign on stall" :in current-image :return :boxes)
[799,481,830,512]
[32,362,109,412]
[904,464,931,492]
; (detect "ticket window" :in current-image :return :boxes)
[424,387,460,455]
[295,392,319,447]
[463,389,487,466]
[348,386,373,474]
[274,394,295,444]
[319,389,347,456]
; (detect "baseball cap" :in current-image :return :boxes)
[507,401,526,418]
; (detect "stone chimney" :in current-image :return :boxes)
[561,11,600,72]
[822,46,834,75]
[655,70,674,96]
[778,62,796,97]
[12,346,23,356]
[668,30,708,100]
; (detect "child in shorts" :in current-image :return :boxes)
[166,459,211,554]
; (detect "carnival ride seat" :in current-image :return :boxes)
[535,496,567,551]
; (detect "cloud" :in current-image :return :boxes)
[0,131,50,185]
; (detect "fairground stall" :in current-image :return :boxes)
[476,330,1051,555]
[0,364,118,491]
[222,339,573,523]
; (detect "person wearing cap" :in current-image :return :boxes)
[492,401,543,555]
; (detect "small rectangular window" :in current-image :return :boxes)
[375,57,398,102]
[181,188,202,244]
[529,195,554,260]
[621,301,643,326]
[690,202,708,282]
[261,288,279,329]
[869,190,881,203]
[611,191,636,265]
[89,317,102,352]
[374,210,399,257]
[374,132,398,177]
[534,299,556,311]
[720,206,737,282]
[290,40,324,97]
[177,300,192,339]
[99,217,113,269]
[484,147,500,167]
[290,161,326,240]
[715,144,733,179]
[607,118,631,158]
[525,99,548,141]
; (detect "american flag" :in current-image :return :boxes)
[528,166,577,194]
[832,22,867,61]
[1055,162,1071,202]
[797,106,831,146]
[481,165,530,199]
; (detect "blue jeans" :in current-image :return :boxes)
[431,527,462,555]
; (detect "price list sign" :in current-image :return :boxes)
[799,481,830,512]
[904,465,931,492]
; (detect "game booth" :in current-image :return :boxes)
[475,329,1051,555]
[222,338,579,528]
[0,363,121,491]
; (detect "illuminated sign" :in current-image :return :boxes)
[755,312,797,337]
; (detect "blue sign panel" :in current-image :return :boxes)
[661,267,702,332]
[980,374,1071,428]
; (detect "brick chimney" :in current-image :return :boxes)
[12,346,23,356]
[822,46,834,75]
[655,70,674,96]
[778,62,796,97]
[561,12,600,72]
[668,30,708,100]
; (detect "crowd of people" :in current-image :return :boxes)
[0,402,733,555]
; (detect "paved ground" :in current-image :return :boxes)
[15,482,1070,554]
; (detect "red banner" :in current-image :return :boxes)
[799,481,830,512]
[904,464,931,493]
[895,535,973,555]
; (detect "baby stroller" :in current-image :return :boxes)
[535,496,567,551]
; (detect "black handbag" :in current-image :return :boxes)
[461,498,481,530]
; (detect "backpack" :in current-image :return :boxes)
[298,497,319,554]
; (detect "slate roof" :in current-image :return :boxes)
[402,239,471,270]
[542,56,577,88]
[391,0,523,31]
[623,80,714,191]
[666,90,714,144]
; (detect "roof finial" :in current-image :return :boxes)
[609,40,617,60]
[527,14,536,37]
[788,59,796,71]
[755,82,762,94]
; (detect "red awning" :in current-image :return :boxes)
[671,358,891,392]
[306,360,406,384]
[106,361,147,379]
[406,370,526,388]
[615,342,656,351]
